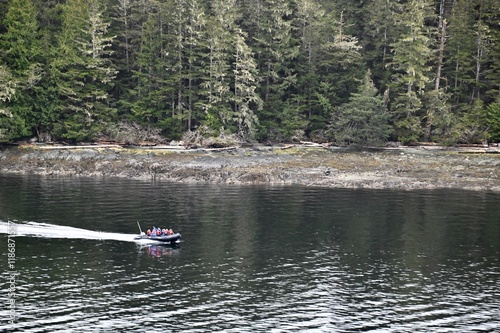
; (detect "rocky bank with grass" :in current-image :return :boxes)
[1,144,499,191]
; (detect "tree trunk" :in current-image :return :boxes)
[434,0,446,91]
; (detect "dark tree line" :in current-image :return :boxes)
[1,0,499,145]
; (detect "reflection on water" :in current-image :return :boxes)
[0,175,499,332]
[145,244,181,258]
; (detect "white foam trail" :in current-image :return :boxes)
[0,220,142,243]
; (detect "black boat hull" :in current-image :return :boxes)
[134,233,182,243]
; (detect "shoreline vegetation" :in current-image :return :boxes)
[1,143,499,192]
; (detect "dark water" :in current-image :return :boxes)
[0,175,499,332]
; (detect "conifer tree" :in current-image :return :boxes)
[199,0,234,130]
[113,0,135,74]
[243,0,297,137]
[424,89,455,142]
[53,0,117,141]
[293,2,363,139]
[470,19,493,101]
[109,0,141,109]
[423,0,454,142]
[485,102,500,142]
[129,3,166,125]
[486,30,500,103]
[292,0,325,134]
[479,0,500,104]
[446,0,497,142]
[0,0,50,140]
[0,65,16,139]
[363,0,400,88]
[446,0,475,106]
[318,10,362,102]
[233,28,262,139]
[328,70,391,146]
[389,0,433,143]
[182,0,207,131]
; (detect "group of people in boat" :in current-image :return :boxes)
[146,226,175,237]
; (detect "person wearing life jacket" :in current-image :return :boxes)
[151,226,157,237]
[146,229,151,236]
[156,228,162,236]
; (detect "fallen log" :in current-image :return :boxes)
[299,141,322,146]
[36,144,123,150]
[200,146,238,152]
[456,143,489,148]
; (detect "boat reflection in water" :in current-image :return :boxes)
[144,244,180,257]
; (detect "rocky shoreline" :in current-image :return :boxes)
[1,144,499,191]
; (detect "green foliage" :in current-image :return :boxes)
[388,0,434,144]
[243,0,297,131]
[0,0,500,144]
[233,28,262,139]
[485,102,500,142]
[181,124,240,148]
[0,0,58,142]
[423,89,456,143]
[279,102,308,142]
[0,65,16,115]
[392,91,424,144]
[328,70,391,146]
[362,0,399,88]
[128,6,166,125]
[198,0,233,131]
[0,0,42,74]
[53,0,117,141]
[456,99,489,144]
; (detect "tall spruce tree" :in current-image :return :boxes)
[446,0,476,106]
[485,102,500,142]
[0,64,16,139]
[233,27,262,139]
[109,0,139,108]
[292,0,325,136]
[317,9,362,102]
[129,3,166,126]
[446,0,497,142]
[363,0,400,88]
[242,0,297,138]
[423,0,454,142]
[480,0,500,105]
[53,0,117,141]
[112,0,135,74]
[199,0,234,131]
[485,27,500,103]
[0,0,46,140]
[389,0,433,143]
[328,70,391,146]
[183,0,207,131]
[296,3,363,139]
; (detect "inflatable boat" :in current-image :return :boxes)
[134,232,182,243]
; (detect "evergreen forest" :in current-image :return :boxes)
[1,0,500,146]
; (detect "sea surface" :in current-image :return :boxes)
[0,174,499,332]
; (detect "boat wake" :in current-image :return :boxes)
[0,220,154,243]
